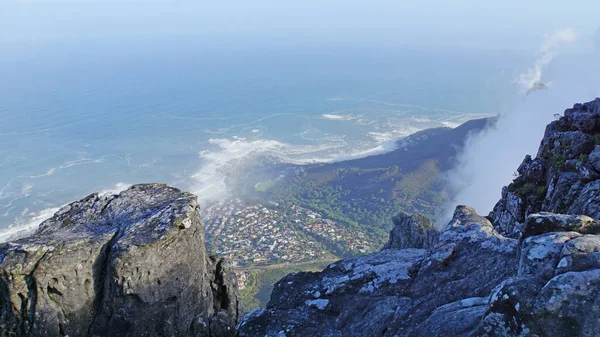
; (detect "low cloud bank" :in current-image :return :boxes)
[442,28,600,228]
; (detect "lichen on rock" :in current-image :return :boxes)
[0,184,242,337]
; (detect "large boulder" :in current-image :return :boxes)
[521,212,600,240]
[0,184,242,337]
[476,210,600,337]
[410,297,488,337]
[383,212,439,250]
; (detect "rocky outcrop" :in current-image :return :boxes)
[383,212,439,250]
[238,206,518,337]
[490,97,600,237]
[237,248,428,337]
[0,184,242,337]
[474,213,600,337]
[237,99,600,337]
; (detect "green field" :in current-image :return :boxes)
[240,259,336,310]
[255,180,277,192]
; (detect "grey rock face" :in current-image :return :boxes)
[237,206,517,337]
[237,211,600,337]
[490,98,600,237]
[476,213,600,336]
[411,297,488,337]
[521,212,600,240]
[237,248,427,337]
[518,231,581,279]
[490,187,525,236]
[0,184,242,337]
[383,212,439,250]
[399,206,517,336]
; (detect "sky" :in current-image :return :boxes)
[1,1,599,50]
[0,0,599,230]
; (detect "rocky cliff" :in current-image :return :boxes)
[237,98,600,337]
[383,212,439,250]
[491,98,600,237]
[0,184,242,337]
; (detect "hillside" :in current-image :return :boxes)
[234,118,492,242]
[216,118,493,310]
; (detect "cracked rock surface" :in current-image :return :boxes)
[0,184,242,337]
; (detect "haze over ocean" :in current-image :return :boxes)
[2,0,598,240]
[0,38,516,236]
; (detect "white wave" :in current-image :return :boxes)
[322,140,400,162]
[20,157,105,179]
[190,106,490,203]
[0,180,12,199]
[0,185,36,213]
[191,133,407,201]
[357,99,476,115]
[322,114,358,121]
[204,128,230,135]
[368,132,396,143]
[99,182,132,196]
[191,138,290,200]
[0,206,61,243]
[26,167,57,178]
[0,206,15,217]
[21,184,33,195]
[190,137,344,200]
[0,127,57,137]
[368,127,420,143]
[167,115,231,121]
[441,121,461,128]
[410,117,433,123]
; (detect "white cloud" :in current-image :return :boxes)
[441,27,599,227]
[541,27,579,52]
[518,28,579,93]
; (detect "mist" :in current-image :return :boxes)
[442,27,600,227]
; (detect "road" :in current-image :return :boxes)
[238,258,340,271]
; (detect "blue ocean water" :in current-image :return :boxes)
[0,37,521,239]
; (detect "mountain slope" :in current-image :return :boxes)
[242,118,492,241]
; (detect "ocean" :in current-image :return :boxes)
[0,37,522,240]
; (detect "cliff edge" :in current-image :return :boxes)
[0,184,242,337]
[237,98,600,337]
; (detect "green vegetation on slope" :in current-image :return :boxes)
[240,260,335,310]
[262,160,445,244]
[255,180,277,192]
[232,119,490,246]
